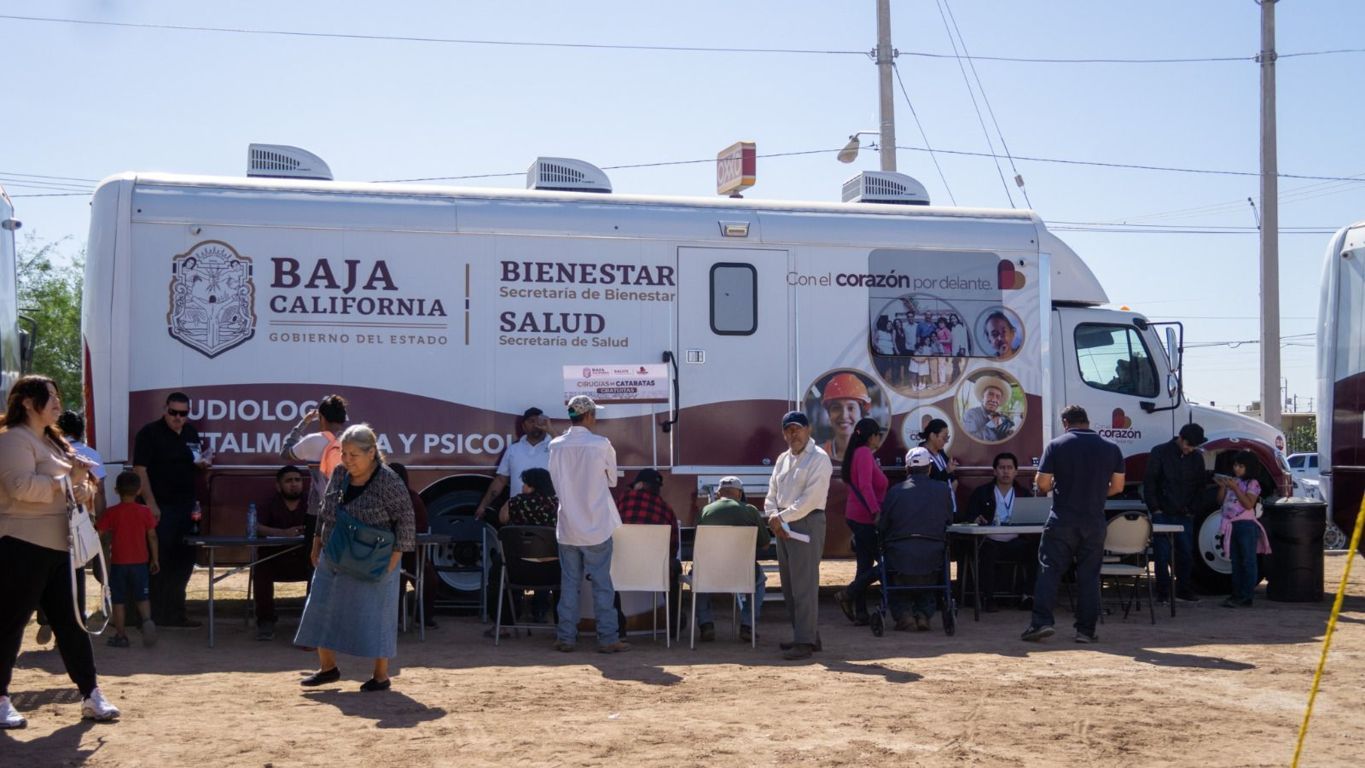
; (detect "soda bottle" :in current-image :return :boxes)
[246,502,258,539]
[189,501,202,536]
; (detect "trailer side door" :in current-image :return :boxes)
[674,247,790,468]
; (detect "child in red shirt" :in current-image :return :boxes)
[96,471,160,647]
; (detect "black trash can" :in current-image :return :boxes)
[1262,498,1327,602]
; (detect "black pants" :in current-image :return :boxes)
[0,537,99,698]
[151,502,197,623]
[1031,523,1105,636]
[978,536,1039,601]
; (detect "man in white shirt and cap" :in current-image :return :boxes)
[765,411,832,660]
[548,395,628,654]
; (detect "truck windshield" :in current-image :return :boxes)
[1074,323,1158,398]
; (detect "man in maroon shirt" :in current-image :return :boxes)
[614,469,680,639]
[253,466,314,641]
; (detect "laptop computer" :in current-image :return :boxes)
[1003,497,1052,525]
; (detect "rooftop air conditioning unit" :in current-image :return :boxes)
[526,157,612,193]
[247,144,333,181]
[842,171,929,205]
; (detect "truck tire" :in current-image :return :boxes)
[1191,509,1268,595]
[1191,509,1232,594]
[427,488,489,596]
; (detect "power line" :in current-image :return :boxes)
[934,0,1014,207]
[376,148,845,183]
[3,14,1362,64]
[939,0,1031,208]
[895,144,1365,183]
[0,14,864,56]
[890,64,955,205]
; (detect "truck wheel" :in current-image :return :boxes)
[1191,510,1232,594]
[427,489,488,595]
[1324,521,1349,550]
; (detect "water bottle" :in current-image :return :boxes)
[189,501,202,536]
[246,502,258,539]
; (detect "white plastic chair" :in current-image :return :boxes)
[609,524,674,647]
[682,526,758,649]
[1100,512,1156,624]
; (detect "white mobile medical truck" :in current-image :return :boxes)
[0,187,27,401]
[82,148,1283,590]
[1317,221,1365,553]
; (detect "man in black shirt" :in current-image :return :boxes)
[1021,406,1125,643]
[1142,423,1209,603]
[134,392,211,627]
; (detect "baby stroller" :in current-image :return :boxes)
[869,530,957,637]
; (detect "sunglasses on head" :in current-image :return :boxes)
[168,408,189,417]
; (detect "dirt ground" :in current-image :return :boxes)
[3,554,1364,767]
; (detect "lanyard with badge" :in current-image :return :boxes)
[994,486,1015,525]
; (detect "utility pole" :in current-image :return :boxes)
[876,0,897,172]
[1258,0,1281,430]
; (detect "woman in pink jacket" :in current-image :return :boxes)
[835,418,888,625]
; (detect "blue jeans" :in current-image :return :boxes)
[1152,513,1195,597]
[694,564,766,627]
[557,539,618,646]
[1032,523,1105,636]
[1229,520,1260,604]
[845,520,880,616]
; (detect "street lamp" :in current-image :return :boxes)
[837,131,881,164]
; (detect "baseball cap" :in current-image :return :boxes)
[632,468,664,488]
[905,446,934,468]
[566,395,603,418]
[717,476,744,491]
[781,411,810,428]
[1178,423,1207,446]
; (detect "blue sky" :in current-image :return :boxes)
[3,0,1360,415]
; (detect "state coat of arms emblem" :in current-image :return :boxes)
[167,241,256,358]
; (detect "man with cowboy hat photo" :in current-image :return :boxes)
[962,374,1017,443]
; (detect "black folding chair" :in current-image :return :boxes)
[494,526,561,644]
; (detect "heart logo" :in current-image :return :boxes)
[1112,408,1132,429]
[997,260,1027,290]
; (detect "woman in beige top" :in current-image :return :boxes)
[0,376,119,728]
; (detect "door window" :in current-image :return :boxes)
[1074,324,1159,397]
[710,263,756,335]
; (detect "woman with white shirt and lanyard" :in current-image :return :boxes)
[0,376,119,728]
[918,418,958,491]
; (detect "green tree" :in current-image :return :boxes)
[1286,419,1317,455]
[17,234,84,404]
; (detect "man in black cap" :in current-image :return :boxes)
[614,468,680,639]
[764,411,832,660]
[474,407,551,521]
[1142,422,1210,603]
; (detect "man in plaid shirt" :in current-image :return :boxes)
[614,468,680,639]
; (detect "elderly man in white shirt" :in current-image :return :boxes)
[548,395,628,654]
[765,410,832,660]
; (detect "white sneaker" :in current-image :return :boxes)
[81,688,120,722]
[0,695,26,729]
[141,619,158,647]
[35,625,52,645]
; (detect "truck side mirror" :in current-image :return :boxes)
[1165,326,1181,372]
[17,315,36,374]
